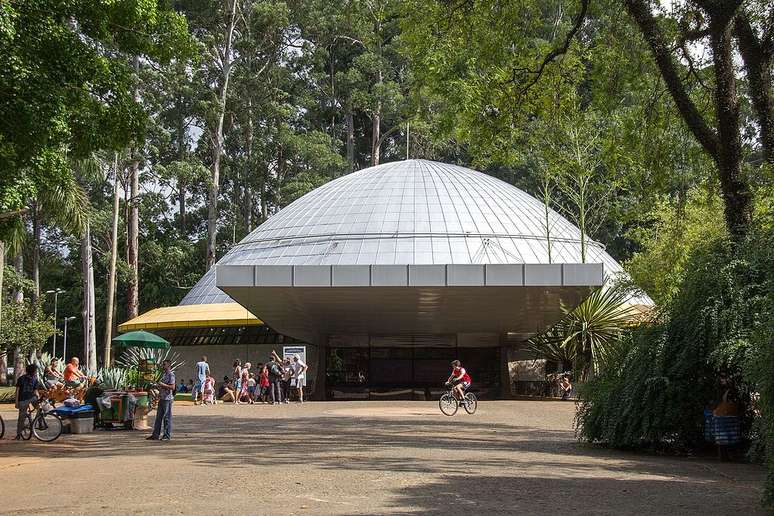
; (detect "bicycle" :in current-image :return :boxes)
[0,414,4,439]
[439,382,477,416]
[19,397,63,442]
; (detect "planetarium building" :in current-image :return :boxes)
[120,160,645,399]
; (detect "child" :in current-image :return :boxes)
[247,373,257,404]
[203,373,216,404]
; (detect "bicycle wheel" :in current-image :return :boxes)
[463,392,478,414]
[32,413,63,442]
[0,415,4,439]
[20,414,33,440]
[439,393,458,416]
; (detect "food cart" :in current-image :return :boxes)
[105,330,171,430]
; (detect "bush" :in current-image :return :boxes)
[576,225,773,506]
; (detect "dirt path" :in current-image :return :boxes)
[0,401,766,515]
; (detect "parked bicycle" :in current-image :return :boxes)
[19,397,63,442]
[439,382,477,416]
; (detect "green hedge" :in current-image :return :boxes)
[576,226,773,507]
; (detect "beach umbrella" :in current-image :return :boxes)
[112,330,170,349]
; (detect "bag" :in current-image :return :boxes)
[268,362,281,379]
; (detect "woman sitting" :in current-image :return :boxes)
[44,359,65,388]
[218,377,235,403]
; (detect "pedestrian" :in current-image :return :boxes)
[258,363,269,403]
[266,353,283,405]
[292,354,309,403]
[281,358,293,404]
[247,373,257,404]
[15,364,45,440]
[193,355,210,405]
[239,362,251,403]
[147,359,175,441]
[232,360,242,405]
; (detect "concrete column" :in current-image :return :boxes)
[313,335,328,401]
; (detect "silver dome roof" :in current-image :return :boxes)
[181,159,631,305]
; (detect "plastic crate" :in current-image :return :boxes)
[714,415,741,445]
[703,409,714,442]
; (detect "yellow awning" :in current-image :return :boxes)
[117,303,263,332]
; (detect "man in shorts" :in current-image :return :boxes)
[192,356,209,405]
[446,360,472,403]
[292,354,308,403]
[63,357,88,387]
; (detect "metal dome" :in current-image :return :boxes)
[182,159,631,306]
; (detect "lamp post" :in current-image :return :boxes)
[62,316,76,362]
[45,288,65,357]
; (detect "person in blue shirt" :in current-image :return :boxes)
[15,364,44,440]
[147,360,176,441]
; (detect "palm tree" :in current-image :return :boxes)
[528,285,640,381]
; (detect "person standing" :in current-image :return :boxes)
[292,354,309,404]
[266,354,283,405]
[193,356,210,405]
[281,358,293,404]
[15,364,44,440]
[147,360,175,441]
[232,360,243,405]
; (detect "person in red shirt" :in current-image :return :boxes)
[447,360,472,403]
[63,357,87,387]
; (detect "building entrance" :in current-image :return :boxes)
[325,335,501,400]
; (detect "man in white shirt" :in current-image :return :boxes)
[291,354,308,403]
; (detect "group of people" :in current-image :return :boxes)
[43,357,89,388]
[188,351,308,406]
[219,351,308,405]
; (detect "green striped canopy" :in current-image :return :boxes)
[113,330,170,349]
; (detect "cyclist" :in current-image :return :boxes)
[15,363,45,440]
[446,360,472,403]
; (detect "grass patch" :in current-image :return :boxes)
[0,386,15,403]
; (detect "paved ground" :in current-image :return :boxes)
[0,401,766,515]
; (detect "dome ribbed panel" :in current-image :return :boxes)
[180,160,631,306]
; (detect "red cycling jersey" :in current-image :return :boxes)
[452,366,472,384]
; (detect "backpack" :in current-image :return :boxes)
[268,362,281,379]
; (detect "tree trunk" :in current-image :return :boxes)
[245,100,254,233]
[104,155,120,366]
[0,241,5,384]
[206,0,238,271]
[371,101,381,167]
[346,109,355,174]
[177,91,187,235]
[32,203,40,301]
[81,221,97,371]
[710,21,752,235]
[127,56,140,319]
[13,253,24,380]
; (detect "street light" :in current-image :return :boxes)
[62,316,77,362]
[45,288,65,357]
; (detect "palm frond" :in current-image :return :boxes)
[38,175,91,235]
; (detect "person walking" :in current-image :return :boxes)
[291,354,308,403]
[147,360,176,441]
[239,362,251,403]
[15,364,45,440]
[193,356,210,405]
